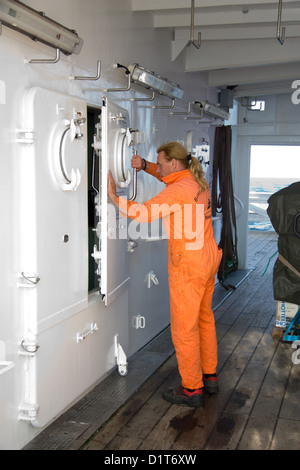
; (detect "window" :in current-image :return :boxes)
[249,145,300,230]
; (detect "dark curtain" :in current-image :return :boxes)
[212,125,238,288]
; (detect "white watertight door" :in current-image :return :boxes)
[93,97,131,306]
[16,87,88,426]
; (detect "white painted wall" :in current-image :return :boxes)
[0,0,218,449]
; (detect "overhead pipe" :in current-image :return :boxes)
[276,0,285,45]
[186,0,201,49]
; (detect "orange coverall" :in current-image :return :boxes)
[118,162,222,390]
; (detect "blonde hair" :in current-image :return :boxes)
[157,141,208,192]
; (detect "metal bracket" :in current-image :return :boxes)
[70,60,101,81]
[26,48,60,64]
[129,91,155,102]
[152,97,175,110]
[170,102,191,116]
[18,403,39,422]
[103,70,131,93]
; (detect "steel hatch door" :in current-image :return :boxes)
[93,97,131,307]
[17,87,88,334]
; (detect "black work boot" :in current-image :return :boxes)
[162,385,204,408]
[203,374,219,394]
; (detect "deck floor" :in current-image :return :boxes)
[24,230,300,451]
[81,230,300,451]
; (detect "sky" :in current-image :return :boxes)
[250,145,300,179]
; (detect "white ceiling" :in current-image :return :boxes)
[131,0,300,96]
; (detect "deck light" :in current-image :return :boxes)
[0,0,83,55]
[128,64,184,100]
[200,101,230,120]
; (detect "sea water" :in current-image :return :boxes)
[248,177,299,231]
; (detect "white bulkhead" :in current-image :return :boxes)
[0,0,219,449]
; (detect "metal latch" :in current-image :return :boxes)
[19,339,40,356]
[146,271,159,288]
[17,272,40,288]
[76,322,99,343]
[114,334,128,376]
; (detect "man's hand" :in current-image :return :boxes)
[107,170,118,204]
[131,155,144,172]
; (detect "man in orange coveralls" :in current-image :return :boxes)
[108,142,222,408]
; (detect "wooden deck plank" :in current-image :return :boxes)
[168,325,265,451]
[139,406,196,451]
[237,341,292,450]
[82,231,296,452]
[205,411,248,450]
[247,232,278,270]
[279,361,300,421]
[224,326,277,416]
[83,355,179,450]
[270,418,300,450]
